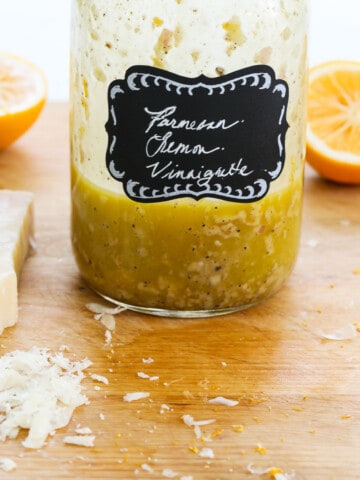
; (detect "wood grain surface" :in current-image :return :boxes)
[1,103,360,480]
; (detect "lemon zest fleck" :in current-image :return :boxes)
[254,444,267,455]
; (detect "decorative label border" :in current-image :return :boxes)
[105,65,289,203]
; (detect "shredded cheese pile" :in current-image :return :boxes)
[0,346,91,449]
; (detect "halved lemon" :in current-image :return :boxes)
[0,52,47,150]
[306,60,360,183]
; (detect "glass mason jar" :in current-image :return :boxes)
[70,0,308,318]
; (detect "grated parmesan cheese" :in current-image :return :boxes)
[198,447,214,459]
[85,302,125,315]
[162,468,178,478]
[123,392,150,402]
[141,463,154,473]
[90,373,109,384]
[182,414,216,439]
[160,404,171,414]
[100,313,116,331]
[0,347,91,449]
[137,371,159,381]
[0,458,17,472]
[75,426,92,435]
[182,415,216,428]
[142,357,154,364]
[208,396,239,407]
[63,435,95,447]
[247,464,295,479]
[105,330,112,344]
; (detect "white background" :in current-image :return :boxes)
[1,0,359,101]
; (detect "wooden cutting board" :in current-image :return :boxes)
[1,103,360,479]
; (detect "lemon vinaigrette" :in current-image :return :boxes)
[70,0,308,317]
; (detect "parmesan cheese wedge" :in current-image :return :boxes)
[0,190,34,334]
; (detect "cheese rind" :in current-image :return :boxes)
[0,190,34,334]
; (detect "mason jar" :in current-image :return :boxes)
[70,0,308,317]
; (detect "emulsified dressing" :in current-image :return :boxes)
[71,162,302,312]
[70,0,307,316]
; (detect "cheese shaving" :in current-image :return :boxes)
[100,313,116,331]
[247,464,295,479]
[182,415,216,427]
[63,435,95,447]
[0,458,17,472]
[142,357,154,364]
[90,374,109,384]
[208,396,239,407]
[105,330,112,344]
[85,302,125,315]
[75,426,92,435]
[162,469,178,478]
[141,463,154,473]
[0,347,91,449]
[137,371,159,381]
[123,392,150,402]
[182,414,216,439]
[160,404,171,414]
[198,447,214,459]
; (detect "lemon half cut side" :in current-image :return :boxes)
[0,52,47,150]
[306,60,360,183]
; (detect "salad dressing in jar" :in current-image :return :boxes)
[70,0,308,317]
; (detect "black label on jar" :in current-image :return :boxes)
[105,65,289,203]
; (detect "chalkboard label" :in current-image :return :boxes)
[105,65,289,203]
